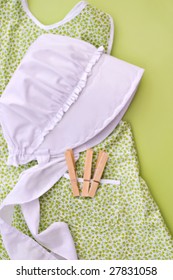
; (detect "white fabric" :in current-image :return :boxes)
[0,35,104,166]
[63,173,120,185]
[0,34,144,260]
[0,156,79,260]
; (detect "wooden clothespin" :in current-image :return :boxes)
[88,151,108,198]
[65,149,79,197]
[81,149,93,197]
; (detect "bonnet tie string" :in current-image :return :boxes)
[0,155,79,260]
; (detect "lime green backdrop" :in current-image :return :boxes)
[28,0,173,235]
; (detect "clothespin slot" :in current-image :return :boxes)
[88,151,108,198]
[95,150,105,170]
[82,149,93,197]
[65,149,79,197]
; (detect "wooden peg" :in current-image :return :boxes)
[65,149,79,197]
[88,151,108,198]
[82,149,93,197]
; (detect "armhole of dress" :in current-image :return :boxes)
[107,14,114,55]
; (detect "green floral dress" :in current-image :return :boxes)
[0,0,173,260]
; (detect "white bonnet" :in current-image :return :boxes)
[0,34,144,166]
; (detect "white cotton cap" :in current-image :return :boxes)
[0,34,144,166]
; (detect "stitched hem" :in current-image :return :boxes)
[107,14,114,54]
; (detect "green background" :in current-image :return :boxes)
[28,0,173,235]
